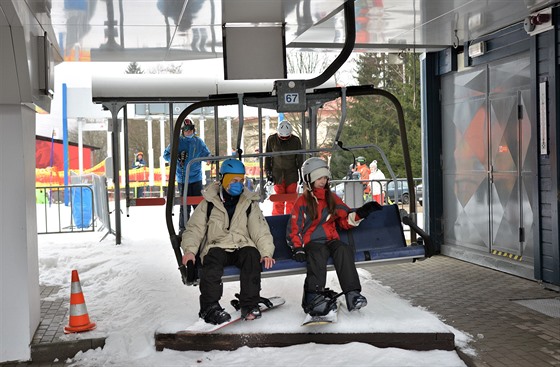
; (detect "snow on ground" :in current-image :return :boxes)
[38,202,473,366]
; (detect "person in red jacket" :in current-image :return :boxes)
[287,157,382,316]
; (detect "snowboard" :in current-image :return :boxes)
[302,302,339,326]
[181,296,285,334]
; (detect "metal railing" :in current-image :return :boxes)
[329,177,424,242]
[36,185,95,234]
[330,178,423,207]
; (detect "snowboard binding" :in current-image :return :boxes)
[230,293,273,311]
[303,288,342,316]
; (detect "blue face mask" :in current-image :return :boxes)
[184,134,194,139]
[227,182,244,196]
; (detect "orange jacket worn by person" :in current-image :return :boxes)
[356,156,371,195]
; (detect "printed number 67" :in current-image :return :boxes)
[285,93,299,103]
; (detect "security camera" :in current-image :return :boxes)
[524,12,552,34]
[524,17,535,33]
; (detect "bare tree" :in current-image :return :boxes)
[284,50,343,149]
[147,63,183,74]
[287,50,330,75]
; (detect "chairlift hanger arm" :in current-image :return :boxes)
[333,87,347,146]
[165,96,238,285]
[306,0,355,89]
[165,95,239,237]
[236,94,244,156]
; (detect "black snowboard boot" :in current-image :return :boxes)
[241,305,262,320]
[199,303,231,325]
[303,291,338,316]
[345,290,367,311]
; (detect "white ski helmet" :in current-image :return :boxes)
[277,120,293,138]
[301,157,331,185]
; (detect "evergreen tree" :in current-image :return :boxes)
[331,53,422,180]
[125,62,144,74]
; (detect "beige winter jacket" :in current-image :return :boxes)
[180,182,275,262]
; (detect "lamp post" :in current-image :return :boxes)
[198,115,206,184]
[146,115,154,189]
[159,116,167,196]
[226,116,232,156]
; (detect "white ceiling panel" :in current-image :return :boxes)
[32,0,560,62]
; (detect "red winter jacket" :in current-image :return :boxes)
[287,187,361,249]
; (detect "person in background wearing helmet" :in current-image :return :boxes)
[132,152,147,197]
[164,118,211,235]
[132,151,146,169]
[181,159,276,324]
[287,157,383,316]
[369,160,386,204]
[356,156,371,199]
[265,120,303,215]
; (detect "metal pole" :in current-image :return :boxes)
[226,116,232,156]
[62,83,69,205]
[103,101,126,245]
[123,108,130,213]
[160,115,167,195]
[78,118,83,175]
[236,94,244,155]
[147,115,154,186]
[199,115,206,184]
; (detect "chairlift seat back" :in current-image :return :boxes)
[220,204,426,280]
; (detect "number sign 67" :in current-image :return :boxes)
[284,93,299,104]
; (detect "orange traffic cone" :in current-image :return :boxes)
[64,270,96,333]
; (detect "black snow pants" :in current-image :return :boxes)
[303,240,361,294]
[199,246,261,311]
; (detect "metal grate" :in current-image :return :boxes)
[513,298,560,319]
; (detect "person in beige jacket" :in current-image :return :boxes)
[182,159,276,325]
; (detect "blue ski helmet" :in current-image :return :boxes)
[219,159,245,176]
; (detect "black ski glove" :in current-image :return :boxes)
[186,260,197,286]
[178,151,187,167]
[293,248,306,262]
[266,171,273,183]
[355,201,383,219]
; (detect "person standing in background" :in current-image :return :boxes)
[164,118,211,235]
[356,156,371,199]
[132,152,146,169]
[369,160,386,204]
[132,152,147,197]
[265,120,303,215]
